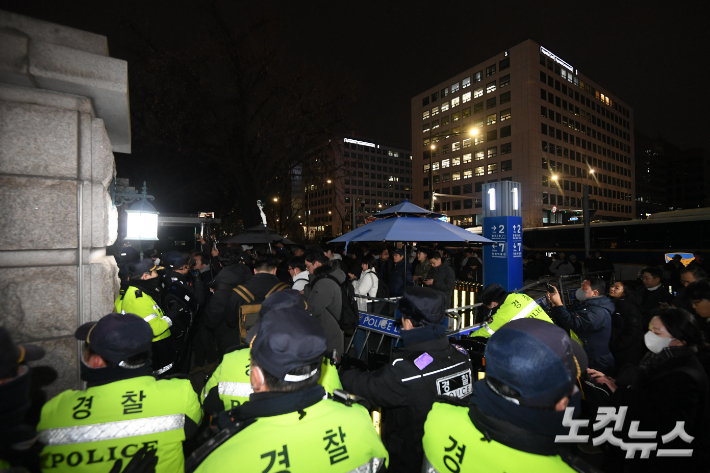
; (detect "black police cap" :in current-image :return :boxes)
[480,283,508,306]
[75,313,153,365]
[251,307,326,382]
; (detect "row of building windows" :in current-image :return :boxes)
[541,142,631,186]
[423,159,513,183]
[344,161,412,176]
[539,54,630,120]
[424,125,511,153]
[345,188,412,199]
[539,69,630,134]
[423,144,513,172]
[423,57,510,107]
[423,108,511,134]
[343,141,409,158]
[423,75,510,120]
[540,122,630,170]
[342,152,411,168]
[540,89,630,154]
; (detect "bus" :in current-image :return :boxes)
[521,208,710,279]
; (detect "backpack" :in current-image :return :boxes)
[233,282,290,338]
[322,275,360,334]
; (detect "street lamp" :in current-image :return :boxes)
[124,183,159,260]
[327,179,332,184]
[273,197,279,202]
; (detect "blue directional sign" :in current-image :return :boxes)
[358,313,401,337]
[483,216,524,291]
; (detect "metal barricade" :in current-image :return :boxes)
[347,294,484,361]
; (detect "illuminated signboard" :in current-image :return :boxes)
[540,46,573,73]
[344,138,377,148]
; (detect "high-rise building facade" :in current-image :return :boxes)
[412,39,635,228]
[303,136,412,239]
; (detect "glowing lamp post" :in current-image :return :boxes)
[124,184,159,259]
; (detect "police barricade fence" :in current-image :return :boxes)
[347,295,484,361]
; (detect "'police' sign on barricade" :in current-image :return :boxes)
[358,313,401,338]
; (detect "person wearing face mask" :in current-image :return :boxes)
[548,277,615,373]
[115,259,176,376]
[422,319,593,472]
[607,281,645,374]
[588,309,709,472]
[37,313,202,473]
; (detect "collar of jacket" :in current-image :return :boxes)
[401,333,450,353]
[230,385,326,423]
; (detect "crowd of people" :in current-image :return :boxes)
[2,240,710,472]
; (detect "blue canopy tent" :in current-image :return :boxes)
[330,201,493,300]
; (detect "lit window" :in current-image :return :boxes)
[486,81,497,93]
[452,111,460,121]
[423,163,430,172]
[474,136,485,145]
[488,163,498,174]
[463,153,472,163]
[475,151,485,161]
[451,97,460,107]
[451,82,460,92]
[462,91,472,103]
[432,162,439,170]
[453,172,461,181]
[488,147,497,158]
[441,158,450,168]
[500,74,510,88]
[464,169,472,179]
[423,110,430,120]
[462,77,471,88]
[431,106,439,116]
[487,113,497,125]
[441,102,450,112]
[452,142,461,151]
[500,109,511,121]
[473,71,482,82]
[474,87,483,98]
[432,119,439,129]
[452,156,461,166]
[475,166,485,176]
[423,122,430,132]
[462,138,471,148]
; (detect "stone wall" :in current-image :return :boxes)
[0,10,130,397]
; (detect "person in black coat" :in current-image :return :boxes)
[340,287,473,473]
[588,309,709,472]
[638,266,674,326]
[607,281,645,374]
[203,248,253,356]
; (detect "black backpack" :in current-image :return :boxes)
[323,275,360,333]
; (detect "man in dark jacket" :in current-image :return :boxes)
[203,248,253,355]
[548,277,615,373]
[303,248,346,355]
[638,266,673,326]
[341,287,473,473]
[378,247,394,283]
[424,250,456,309]
[388,249,413,297]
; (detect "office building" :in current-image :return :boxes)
[411,39,635,228]
[303,136,412,239]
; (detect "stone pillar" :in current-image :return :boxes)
[0,10,130,397]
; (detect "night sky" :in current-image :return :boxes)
[4,0,709,214]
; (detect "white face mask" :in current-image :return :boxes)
[644,331,674,353]
[575,288,589,302]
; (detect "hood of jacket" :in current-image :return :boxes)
[312,263,346,284]
[214,263,252,286]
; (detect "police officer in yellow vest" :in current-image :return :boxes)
[187,306,388,473]
[115,259,176,375]
[37,312,202,473]
[422,319,595,473]
[202,290,342,414]
[477,283,554,337]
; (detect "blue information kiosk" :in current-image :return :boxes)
[482,181,523,292]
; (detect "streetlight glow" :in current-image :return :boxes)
[470,128,479,136]
[430,145,435,150]
[273,197,278,202]
[327,179,332,184]
[552,175,559,180]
